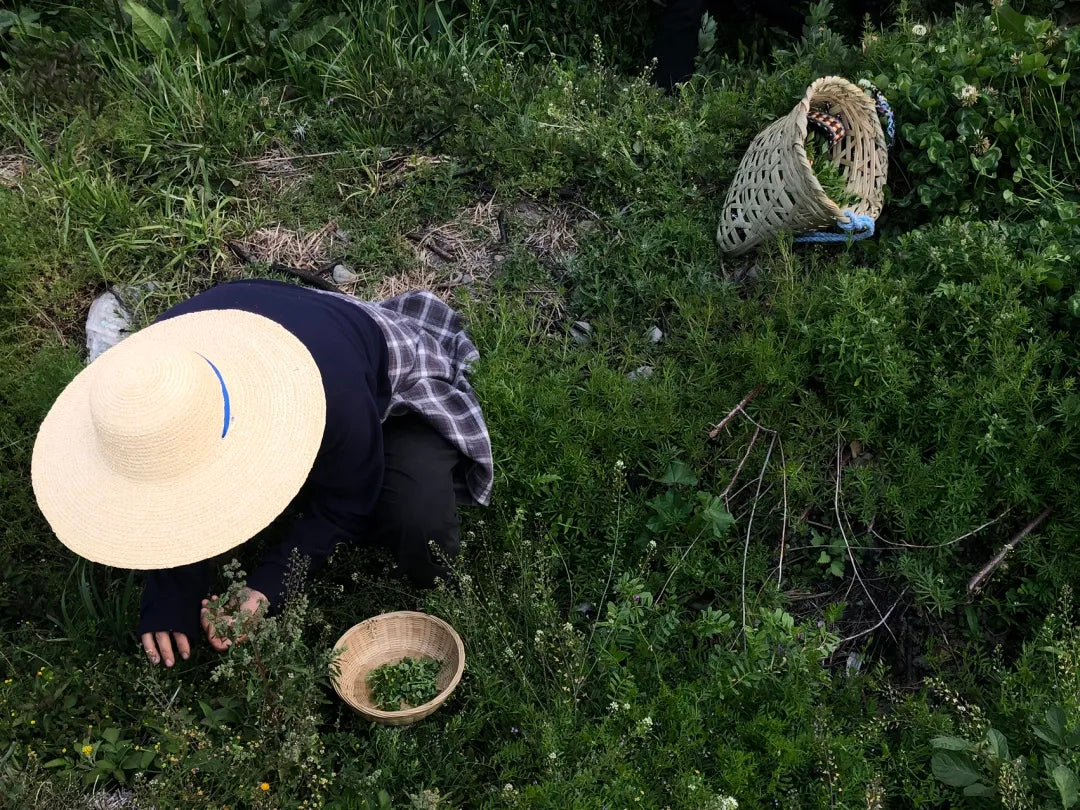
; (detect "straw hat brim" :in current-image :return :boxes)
[31,309,327,570]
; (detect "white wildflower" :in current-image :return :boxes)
[911,24,928,37]
[955,84,979,107]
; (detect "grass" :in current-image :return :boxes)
[2,0,1080,807]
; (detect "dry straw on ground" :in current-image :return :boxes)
[233,221,342,269]
[0,152,30,190]
[227,196,593,305]
[246,144,306,193]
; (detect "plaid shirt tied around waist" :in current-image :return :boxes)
[322,289,493,507]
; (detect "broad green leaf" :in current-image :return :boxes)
[123,0,172,56]
[181,0,213,53]
[1035,69,1070,88]
[660,461,698,487]
[42,758,68,768]
[932,750,981,787]
[102,728,120,745]
[963,782,996,797]
[696,493,734,539]
[0,9,41,31]
[1048,707,1068,740]
[286,12,346,53]
[993,4,1030,42]
[930,735,975,750]
[1054,765,1080,809]
[986,729,1009,761]
[1019,52,1048,74]
[817,551,831,565]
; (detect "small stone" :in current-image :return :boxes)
[335,228,351,243]
[646,326,663,344]
[332,264,357,285]
[628,365,653,381]
[570,321,592,345]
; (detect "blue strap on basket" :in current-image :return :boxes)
[793,211,876,244]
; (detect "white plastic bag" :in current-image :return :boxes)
[85,291,132,363]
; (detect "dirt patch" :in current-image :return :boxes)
[512,198,590,269]
[382,196,596,302]
[402,197,507,290]
[225,196,596,306]
[0,152,30,190]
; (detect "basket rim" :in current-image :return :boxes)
[331,610,466,722]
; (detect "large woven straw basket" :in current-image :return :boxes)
[717,76,888,256]
[331,611,465,727]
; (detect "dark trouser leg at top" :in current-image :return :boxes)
[371,412,462,587]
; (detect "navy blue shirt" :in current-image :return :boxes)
[138,280,391,639]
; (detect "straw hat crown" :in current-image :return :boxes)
[89,342,227,482]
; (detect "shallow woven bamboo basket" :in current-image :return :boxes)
[331,611,465,727]
[717,76,888,256]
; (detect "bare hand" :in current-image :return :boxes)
[141,631,190,667]
[200,588,269,651]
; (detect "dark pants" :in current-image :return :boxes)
[370,412,462,587]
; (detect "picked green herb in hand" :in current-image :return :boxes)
[366,656,442,710]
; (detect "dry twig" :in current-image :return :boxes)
[742,433,778,643]
[838,588,908,645]
[967,507,1053,595]
[709,386,764,439]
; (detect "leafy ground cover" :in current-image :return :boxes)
[2,0,1080,807]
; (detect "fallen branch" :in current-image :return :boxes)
[709,385,764,439]
[720,425,762,505]
[405,233,456,262]
[236,149,349,165]
[268,263,340,292]
[967,507,1053,596]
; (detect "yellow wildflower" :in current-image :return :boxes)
[82,745,93,757]
[260,783,270,792]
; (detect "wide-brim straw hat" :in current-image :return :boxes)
[31,309,326,569]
